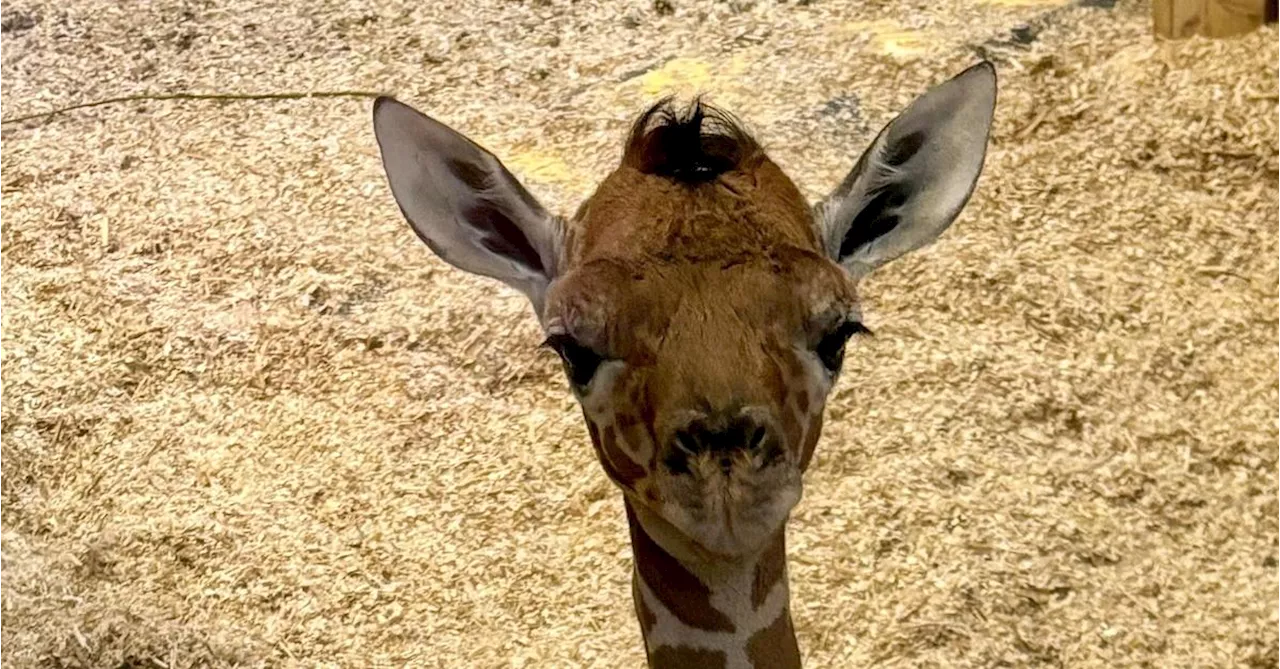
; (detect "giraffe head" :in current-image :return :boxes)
[373,63,996,561]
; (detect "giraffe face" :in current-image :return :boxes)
[543,245,861,557]
[372,62,996,561]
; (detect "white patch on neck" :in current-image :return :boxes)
[636,560,791,669]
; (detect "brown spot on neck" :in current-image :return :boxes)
[626,501,736,633]
[649,645,728,669]
[751,531,787,611]
[633,572,658,637]
[746,609,801,668]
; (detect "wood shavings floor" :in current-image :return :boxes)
[2,0,1276,667]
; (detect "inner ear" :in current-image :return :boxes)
[372,96,564,313]
[836,181,912,259]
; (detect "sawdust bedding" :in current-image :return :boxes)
[1,0,1276,666]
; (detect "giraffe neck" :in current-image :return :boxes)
[625,499,801,669]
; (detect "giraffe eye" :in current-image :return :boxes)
[815,320,871,374]
[543,333,605,389]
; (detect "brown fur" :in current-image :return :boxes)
[627,502,736,633]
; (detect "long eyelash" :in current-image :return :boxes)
[541,333,574,352]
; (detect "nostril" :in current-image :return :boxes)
[664,428,699,475]
[759,437,784,468]
[674,430,698,455]
[665,413,778,474]
[664,448,691,475]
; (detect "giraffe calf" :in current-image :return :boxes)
[372,61,997,669]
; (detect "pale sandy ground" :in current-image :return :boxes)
[2,0,1277,667]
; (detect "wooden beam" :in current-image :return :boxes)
[1153,0,1274,39]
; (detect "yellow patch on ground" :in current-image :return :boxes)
[637,57,714,97]
[614,54,756,112]
[875,30,932,58]
[835,20,934,59]
[834,19,897,37]
[503,148,581,187]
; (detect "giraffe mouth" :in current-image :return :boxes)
[648,455,802,558]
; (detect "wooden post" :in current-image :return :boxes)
[1153,0,1276,39]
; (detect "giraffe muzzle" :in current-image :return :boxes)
[650,407,801,557]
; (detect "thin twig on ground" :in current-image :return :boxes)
[0,90,384,126]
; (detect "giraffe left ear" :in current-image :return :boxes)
[816,61,997,279]
[372,96,564,315]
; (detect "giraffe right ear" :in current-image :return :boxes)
[372,96,564,313]
[816,61,997,280]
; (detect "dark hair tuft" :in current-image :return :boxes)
[622,97,761,183]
